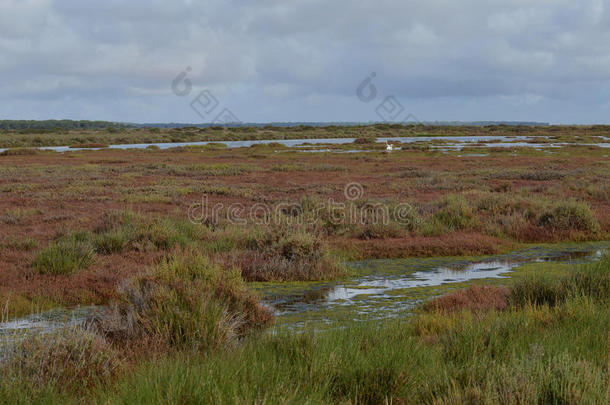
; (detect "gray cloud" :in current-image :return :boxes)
[0,0,609,123]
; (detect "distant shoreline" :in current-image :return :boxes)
[1,119,552,131]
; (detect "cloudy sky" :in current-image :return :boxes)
[1,0,609,124]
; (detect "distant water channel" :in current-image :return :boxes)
[2,136,608,154]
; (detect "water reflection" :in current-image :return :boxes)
[258,244,607,325]
[0,306,98,337]
[2,135,609,154]
[6,135,607,154]
[1,245,606,334]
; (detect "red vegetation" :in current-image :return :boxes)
[422,285,510,313]
[332,233,515,259]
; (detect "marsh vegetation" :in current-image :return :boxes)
[0,125,608,403]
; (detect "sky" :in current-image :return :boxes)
[1,0,609,124]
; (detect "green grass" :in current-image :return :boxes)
[183,163,255,176]
[538,199,601,233]
[29,212,209,274]
[0,327,122,398]
[435,194,478,231]
[95,251,272,353]
[230,223,345,281]
[1,123,610,148]
[2,254,607,403]
[93,210,209,253]
[510,254,609,306]
[98,256,610,404]
[32,234,95,275]
[270,163,347,172]
[0,236,38,251]
[96,302,608,404]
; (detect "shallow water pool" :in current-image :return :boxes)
[254,242,609,330]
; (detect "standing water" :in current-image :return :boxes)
[254,242,608,330]
[0,242,607,335]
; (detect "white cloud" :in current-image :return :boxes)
[0,0,609,123]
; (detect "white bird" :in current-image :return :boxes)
[385,141,394,151]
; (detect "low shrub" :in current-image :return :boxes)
[538,200,600,233]
[423,285,510,313]
[94,228,132,254]
[397,167,435,178]
[32,234,95,275]
[3,253,610,403]
[93,211,208,253]
[186,163,253,176]
[271,164,303,172]
[1,327,122,394]
[353,137,376,144]
[231,226,343,281]
[435,194,477,231]
[97,252,272,351]
[356,222,405,240]
[489,169,565,181]
[249,142,286,148]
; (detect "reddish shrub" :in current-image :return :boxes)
[423,285,510,313]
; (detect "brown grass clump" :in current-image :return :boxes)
[422,285,510,313]
[353,137,376,144]
[334,232,515,259]
[356,222,406,240]
[96,251,273,353]
[2,326,123,393]
[232,250,343,282]
[228,227,344,281]
[538,200,600,233]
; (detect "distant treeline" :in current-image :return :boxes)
[0,120,132,131]
[135,121,550,128]
[0,119,554,131]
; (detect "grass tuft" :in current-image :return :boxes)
[436,194,477,231]
[510,254,610,307]
[0,326,122,395]
[231,224,344,281]
[423,285,510,313]
[538,199,600,233]
[96,251,272,352]
[32,234,95,275]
